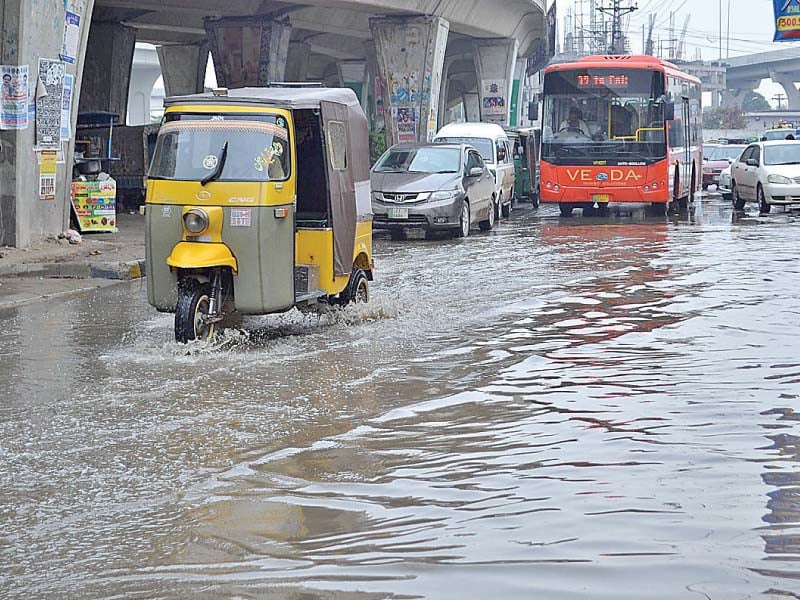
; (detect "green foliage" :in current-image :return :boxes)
[703,106,746,129]
[369,130,387,166]
[742,92,771,113]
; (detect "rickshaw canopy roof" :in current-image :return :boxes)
[164,86,361,111]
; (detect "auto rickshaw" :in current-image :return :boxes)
[145,85,374,342]
[506,126,541,207]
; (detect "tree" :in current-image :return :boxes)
[703,106,746,129]
[742,91,771,112]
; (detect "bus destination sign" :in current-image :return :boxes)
[576,74,630,88]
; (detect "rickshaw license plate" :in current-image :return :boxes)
[388,207,409,219]
[593,194,611,203]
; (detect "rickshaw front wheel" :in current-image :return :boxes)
[175,282,216,343]
[337,269,369,305]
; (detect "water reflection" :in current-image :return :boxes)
[2,205,800,599]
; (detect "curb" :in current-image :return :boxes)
[0,259,146,280]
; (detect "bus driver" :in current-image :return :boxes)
[559,107,591,137]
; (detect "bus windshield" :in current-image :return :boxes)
[541,68,667,166]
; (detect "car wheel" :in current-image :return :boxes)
[502,193,512,217]
[479,197,495,231]
[757,184,771,214]
[455,201,470,238]
[495,193,503,221]
[559,203,574,217]
[732,182,745,210]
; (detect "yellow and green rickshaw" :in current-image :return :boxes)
[145,85,374,342]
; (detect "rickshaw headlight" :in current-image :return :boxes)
[184,209,209,234]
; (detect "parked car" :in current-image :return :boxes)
[730,140,800,212]
[762,127,800,141]
[433,122,515,219]
[371,143,496,239]
[717,164,732,200]
[701,144,745,189]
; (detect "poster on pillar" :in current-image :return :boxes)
[394,107,418,143]
[1,65,29,130]
[60,11,81,63]
[36,59,66,150]
[481,80,508,122]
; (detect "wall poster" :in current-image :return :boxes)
[36,59,66,149]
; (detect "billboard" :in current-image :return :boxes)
[774,0,800,41]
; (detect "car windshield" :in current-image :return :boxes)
[374,147,461,174]
[149,113,291,182]
[709,145,745,161]
[435,137,494,163]
[541,68,671,166]
[764,143,800,165]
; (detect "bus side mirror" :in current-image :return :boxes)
[662,101,675,121]
[528,100,539,122]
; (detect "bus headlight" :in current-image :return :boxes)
[184,209,209,234]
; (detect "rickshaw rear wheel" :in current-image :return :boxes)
[175,282,216,343]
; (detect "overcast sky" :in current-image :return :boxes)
[558,0,791,104]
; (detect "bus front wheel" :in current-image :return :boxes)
[559,203,574,217]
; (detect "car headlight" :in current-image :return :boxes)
[768,174,792,185]
[183,208,209,234]
[371,191,384,201]
[430,190,457,201]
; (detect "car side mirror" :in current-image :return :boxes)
[469,167,484,177]
[662,101,675,121]
[528,100,539,122]
[746,158,759,167]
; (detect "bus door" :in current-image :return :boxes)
[682,96,691,195]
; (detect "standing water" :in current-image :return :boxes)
[1,197,799,599]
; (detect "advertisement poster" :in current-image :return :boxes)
[39,150,58,200]
[60,11,81,63]
[481,79,507,118]
[60,74,74,140]
[71,180,117,232]
[774,0,800,41]
[1,65,29,130]
[36,59,66,149]
[394,107,417,143]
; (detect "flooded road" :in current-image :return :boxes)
[2,193,800,599]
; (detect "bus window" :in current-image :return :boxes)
[541,67,667,164]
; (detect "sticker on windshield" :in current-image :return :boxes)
[203,154,218,170]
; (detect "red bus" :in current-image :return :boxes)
[538,55,702,216]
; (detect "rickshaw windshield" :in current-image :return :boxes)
[149,113,291,182]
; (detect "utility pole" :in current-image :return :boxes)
[645,13,656,56]
[773,93,786,110]
[598,0,638,55]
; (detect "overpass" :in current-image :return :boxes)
[0,0,547,247]
[724,47,800,109]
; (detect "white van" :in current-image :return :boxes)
[434,122,516,219]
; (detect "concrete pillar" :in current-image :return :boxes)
[0,0,95,247]
[285,41,311,82]
[720,88,747,109]
[128,45,162,126]
[78,23,136,122]
[473,38,519,126]
[463,92,480,122]
[204,17,291,88]
[157,43,208,98]
[338,60,368,112]
[370,16,450,145]
[772,73,800,110]
[509,58,527,127]
[437,57,454,130]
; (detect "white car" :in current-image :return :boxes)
[717,164,732,200]
[730,140,800,212]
